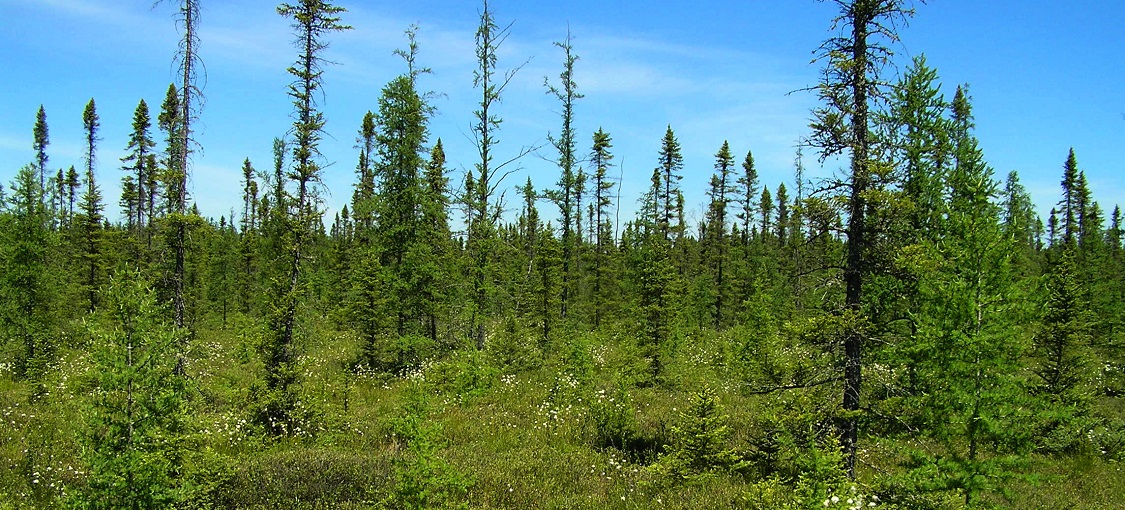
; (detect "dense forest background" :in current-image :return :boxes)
[1,0,1123,508]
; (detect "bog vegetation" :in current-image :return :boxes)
[1,0,1123,508]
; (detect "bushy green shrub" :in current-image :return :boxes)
[428,349,497,398]
[588,378,638,451]
[214,448,391,508]
[387,382,471,509]
[485,315,541,372]
[360,333,438,376]
[649,385,748,482]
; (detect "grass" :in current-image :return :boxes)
[1,314,1122,508]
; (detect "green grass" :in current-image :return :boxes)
[1,316,1122,508]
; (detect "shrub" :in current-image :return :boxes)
[588,378,638,451]
[649,385,748,482]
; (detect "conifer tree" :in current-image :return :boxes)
[808,0,917,477]
[1058,148,1080,245]
[239,158,259,314]
[1002,170,1039,270]
[65,165,80,225]
[121,99,155,235]
[3,165,54,380]
[758,187,773,242]
[544,31,583,322]
[467,0,531,348]
[590,128,615,328]
[352,111,377,238]
[371,71,427,337]
[1035,246,1092,402]
[655,126,684,242]
[890,55,949,238]
[416,140,453,341]
[736,150,758,246]
[78,268,186,509]
[156,0,204,331]
[704,141,734,328]
[261,0,350,433]
[32,105,49,191]
[78,99,105,313]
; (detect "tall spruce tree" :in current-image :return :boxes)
[78,99,105,314]
[808,0,917,477]
[704,141,734,328]
[544,31,583,322]
[121,99,156,235]
[736,150,758,246]
[260,0,350,433]
[590,128,615,328]
[467,0,531,348]
[32,105,49,191]
[655,126,684,242]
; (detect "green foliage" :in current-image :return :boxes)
[649,385,748,482]
[2,165,56,381]
[361,333,437,376]
[587,377,638,451]
[74,268,186,509]
[485,315,542,373]
[386,382,471,509]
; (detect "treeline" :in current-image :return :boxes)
[1,0,1123,508]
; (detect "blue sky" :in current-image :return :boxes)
[1,0,1122,229]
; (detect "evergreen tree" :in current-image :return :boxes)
[704,141,734,328]
[32,105,49,191]
[77,268,186,509]
[1002,170,1039,269]
[758,187,772,242]
[590,128,616,328]
[261,0,350,433]
[900,87,1032,505]
[239,158,259,314]
[775,183,789,245]
[2,165,55,380]
[808,0,917,477]
[1035,247,1092,402]
[352,110,377,240]
[415,140,453,341]
[736,150,758,246]
[655,126,684,242]
[78,98,105,313]
[467,0,530,348]
[121,99,156,235]
[371,72,428,337]
[890,55,949,238]
[544,30,583,322]
[1058,148,1080,244]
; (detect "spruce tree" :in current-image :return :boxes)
[121,99,155,235]
[1059,148,1080,244]
[261,0,350,433]
[736,150,758,246]
[77,268,186,509]
[32,105,49,191]
[3,165,55,380]
[655,126,684,242]
[467,0,531,348]
[544,31,583,322]
[590,128,615,328]
[416,140,453,341]
[704,141,734,328]
[78,99,105,314]
[808,0,917,477]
